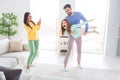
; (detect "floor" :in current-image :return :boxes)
[33,50,120,70]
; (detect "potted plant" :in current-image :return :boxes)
[0,12,18,39]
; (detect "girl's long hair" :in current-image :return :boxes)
[61,19,71,35]
[23,12,36,29]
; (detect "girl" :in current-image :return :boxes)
[61,19,96,71]
[23,12,41,69]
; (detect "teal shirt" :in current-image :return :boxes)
[69,21,88,38]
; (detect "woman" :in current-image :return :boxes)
[23,12,41,69]
[61,19,95,71]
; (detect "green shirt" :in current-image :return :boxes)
[65,21,88,38]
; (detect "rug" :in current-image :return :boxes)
[30,64,120,80]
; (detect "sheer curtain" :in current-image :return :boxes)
[30,0,59,50]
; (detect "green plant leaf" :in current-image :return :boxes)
[0,12,18,37]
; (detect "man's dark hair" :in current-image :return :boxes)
[63,4,71,9]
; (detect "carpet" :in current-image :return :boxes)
[30,64,120,80]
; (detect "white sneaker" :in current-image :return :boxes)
[63,68,68,72]
[78,65,83,69]
[25,68,32,74]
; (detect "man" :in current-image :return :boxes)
[64,4,89,32]
[63,4,89,71]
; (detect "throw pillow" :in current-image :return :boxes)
[9,40,23,52]
[0,66,22,80]
[23,43,30,51]
[0,71,6,80]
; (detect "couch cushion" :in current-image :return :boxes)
[0,39,9,55]
[9,40,23,52]
[0,58,17,68]
[1,52,29,65]
[0,66,22,80]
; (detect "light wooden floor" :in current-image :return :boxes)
[33,50,120,70]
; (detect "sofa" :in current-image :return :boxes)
[0,38,29,68]
[0,38,73,80]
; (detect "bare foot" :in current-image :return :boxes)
[26,65,30,69]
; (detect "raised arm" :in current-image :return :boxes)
[80,13,89,32]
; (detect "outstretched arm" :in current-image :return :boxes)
[82,18,95,35]
[75,18,94,28]
[88,18,94,22]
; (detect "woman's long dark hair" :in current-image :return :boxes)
[61,19,71,35]
[23,12,36,29]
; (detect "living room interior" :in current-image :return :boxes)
[0,0,120,80]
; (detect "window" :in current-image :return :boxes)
[75,0,108,53]
[30,0,59,50]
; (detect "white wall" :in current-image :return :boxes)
[0,0,30,41]
[104,0,120,56]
